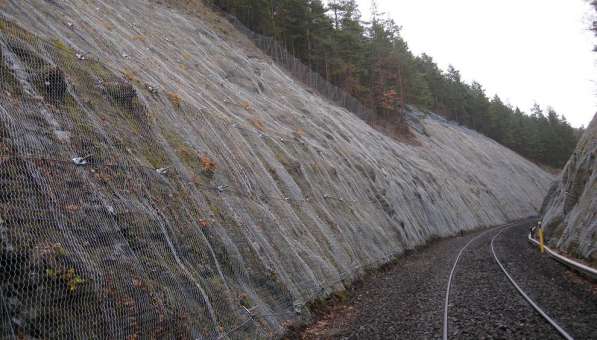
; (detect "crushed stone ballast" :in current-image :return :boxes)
[493,226,573,340]
[443,220,575,340]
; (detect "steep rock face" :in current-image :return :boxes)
[0,0,552,338]
[541,114,596,264]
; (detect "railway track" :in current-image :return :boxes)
[443,221,581,339]
[298,219,597,339]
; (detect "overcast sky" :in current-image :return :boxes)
[355,0,596,128]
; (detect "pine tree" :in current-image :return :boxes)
[212,0,579,167]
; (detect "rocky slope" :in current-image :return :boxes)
[541,113,596,264]
[0,0,552,338]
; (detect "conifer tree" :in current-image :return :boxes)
[210,0,580,167]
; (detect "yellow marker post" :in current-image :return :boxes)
[539,227,545,253]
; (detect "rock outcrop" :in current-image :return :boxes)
[0,0,553,338]
[541,114,596,264]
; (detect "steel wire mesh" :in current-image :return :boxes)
[0,1,553,338]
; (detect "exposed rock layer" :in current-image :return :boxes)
[0,0,552,338]
[541,113,596,264]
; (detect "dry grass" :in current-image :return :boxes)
[294,128,305,139]
[51,39,69,52]
[200,155,216,175]
[122,69,137,82]
[131,34,145,42]
[167,92,182,108]
[240,100,253,112]
[182,51,193,61]
[101,21,114,31]
[249,117,265,131]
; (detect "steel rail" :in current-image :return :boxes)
[491,225,574,340]
[442,222,515,340]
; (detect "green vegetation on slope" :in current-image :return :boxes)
[208,0,579,168]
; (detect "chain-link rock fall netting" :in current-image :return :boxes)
[541,113,596,263]
[0,0,554,338]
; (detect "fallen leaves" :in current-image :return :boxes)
[301,304,357,340]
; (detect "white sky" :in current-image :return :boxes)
[355,0,596,128]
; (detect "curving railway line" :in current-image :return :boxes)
[299,220,597,339]
[444,221,595,339]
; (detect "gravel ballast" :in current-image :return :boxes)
[493,224,597,339]
[298,220,597,339]
[448,224,558,339]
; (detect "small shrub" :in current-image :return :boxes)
[46,268,57,278]
[64,268,85,292]
[239,293,253,308]
[52,243,66,257]
[46,267,85,293]
[167,92,181,108]
[200,155,216,176]
[122,69,137,82]
[249,117,264,131]
[51,39,69,52]
[240,100,252,112]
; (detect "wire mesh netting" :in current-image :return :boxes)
[540,114,597,261]
[224,17,375,123]
[0,0,554,339]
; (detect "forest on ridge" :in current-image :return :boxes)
[208,0,581,168]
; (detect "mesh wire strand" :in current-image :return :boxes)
[0,16,400,339]
[0,1,553,339]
